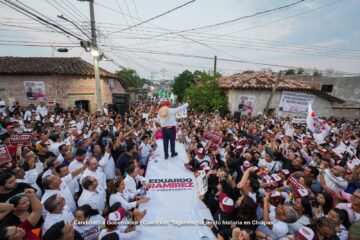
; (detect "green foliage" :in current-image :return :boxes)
[172,70,194,102]
[313,70,322,77]
[297,68,304,75]
[285,69,296,75]
[115,69,152,88]
[184,72,228,112]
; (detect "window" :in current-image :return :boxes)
[321,85,333,93]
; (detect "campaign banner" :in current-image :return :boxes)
[238,96,255,116]
[195,171,208,197]
[279,91,315,113]
[24,81,47,100]
[0,145,12,165]
[10,134,32,147]
[204,131,222,145]
[287,176,311,197]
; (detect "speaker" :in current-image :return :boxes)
[112,93,129,104]
[234,111,242,122]
[113,104,129,116]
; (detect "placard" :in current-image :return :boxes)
[287,176,311,197]
[195,170,208,197]
[0,145,12,164]
[279,91,315,113]
[204,131,222,145]
[10,134,32,147]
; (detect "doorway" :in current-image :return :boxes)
[75,100,90,112]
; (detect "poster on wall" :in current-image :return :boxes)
[109,79,115,91]
[279,91,315,113]
[239,96,256,117]
[24,81,47,100]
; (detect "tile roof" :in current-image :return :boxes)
[218,73,344,103]
[0,56,117,79]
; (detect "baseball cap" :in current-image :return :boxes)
[295,227,315,240]
[106,208,126,228]
[218,193,235,214]
[6,125,14,129]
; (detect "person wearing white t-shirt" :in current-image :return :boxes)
[92,144,115,180]
[68,149,87,180]
[257,192,298,239]
[74,205,105,240]
[258,153,281,173]
[80,157,107,190]
[78,176,106,214]
[36,102,48,118]
[41,170,84,218]
[55,164,85,197]
[336,189,360,224]
[138,135,152,168]
[124,165,147,197]
[43,194,75,235]
[109,176,150,211]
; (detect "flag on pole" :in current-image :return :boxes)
[306,104,331,144]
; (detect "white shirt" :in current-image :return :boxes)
[322,168,348,194]
[49,142,64,157]
[258,159,281,173]
[80,168,107,190]
[74,215,104,240]
[157,103,189,127]
[139,142,152,166]
[98,229,141,240]
[78,187,106,214]
[270,206,289,238]
[124,174,146,196]
[98,153,116,180]
[68,160,85,181]
[43,206,74,235]
[41,175,77,218]
[36,105,48,117]
[336,203,360,223]
[109,191,137,211]
[288,215,310,234]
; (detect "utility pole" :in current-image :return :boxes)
[214,55,217,77]
[264,72,282,115]
[80,0,103,112]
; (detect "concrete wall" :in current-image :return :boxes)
[0,75,125,113]
[320,76,360,104]
[226,89,360,119]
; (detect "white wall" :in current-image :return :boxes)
[226,89,359,118]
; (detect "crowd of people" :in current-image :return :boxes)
[0,100,359,240]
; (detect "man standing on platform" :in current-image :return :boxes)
[157,100,189,160]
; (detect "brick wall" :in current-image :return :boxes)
[0,75,125,113]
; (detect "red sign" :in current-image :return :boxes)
[0,145,12,165]
[10,134,32,147]
[287,176,311,197]
[204,131,222,145]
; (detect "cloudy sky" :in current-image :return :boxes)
[0,0,359,79]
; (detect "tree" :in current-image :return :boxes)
[184,72,228,112]
[285,69,296,75]
[172,70,194,102]
[115,69,152,88]
[297,68,305,75]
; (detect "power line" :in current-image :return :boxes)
[146,0,307,38]
[107,0,196,35]
[1,0,84,41]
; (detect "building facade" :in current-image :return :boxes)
[219,73,360,119]
[0,57,126,113]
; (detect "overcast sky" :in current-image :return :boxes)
[1,0,359,79]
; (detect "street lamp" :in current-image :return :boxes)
[90,48,100,57]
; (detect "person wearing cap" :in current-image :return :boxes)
[258,191,298,239]
[209,192,235,238]
[98,208,141,240]
[156,100,189,159]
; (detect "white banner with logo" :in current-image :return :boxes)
[279,91,315,113]
[139,141,216,240]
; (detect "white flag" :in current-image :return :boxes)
[306,104,331,144]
